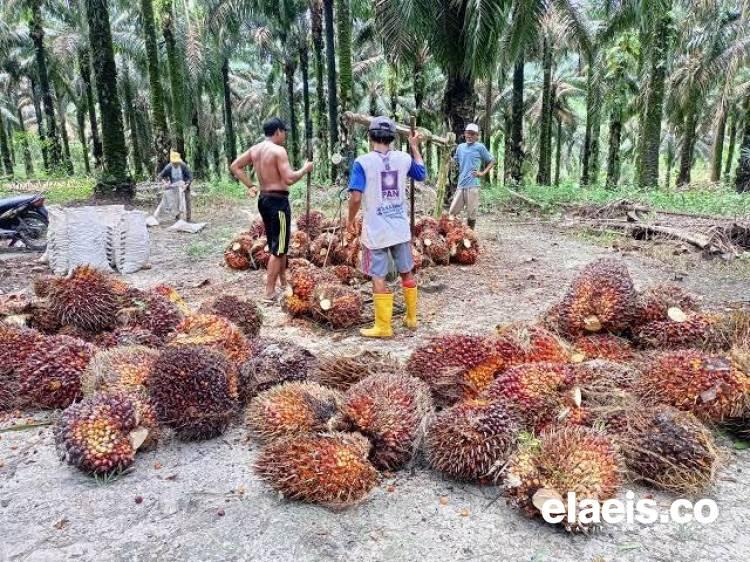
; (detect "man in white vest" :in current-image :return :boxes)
[347,116,426,337]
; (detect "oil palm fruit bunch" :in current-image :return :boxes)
[605,404,719,494]
[254,431,378,508]
[424,398,519,482]
[334,373,433,470]
[249,237,271,270]
[570,334,635,363]
[633,313,716,349]
[634,284,700,326]
[311,350,403,391]
[482,362,577,433]
[27,300,62,334]
[288,257,313,271]
[332,232,360,267]
[446,225,480,265]
[296,210,326,239]
[110,326,164,348]
[637,350,750,422]
[224,235,252,270]
[32,274,61,298]
[199,295,263,339]
[47,265,120,332]
[418,228,450,266]
[310,233,340,268]
[540,302,565,334]
[558,258,637,336]
[55,392,158,476]
[411,243,426,271]
[117,288,184,342]
[149,346,239,440]
[81,346,160,397]
[567,359,640,411]
[438,213,462,236]
[288,230,310,259]
[19,334,96,409]
[310,284,363,329]
[0,323,45,410]
[330,265,361,286]
[245,381,342,442]
[406,335,509,406]
[151,284,191,315]
[415,216,439,237]
[239,340,317,401]
[504,427,624,533]
[248,218,266,239]
[495,323,571,364]
[168,313,251,366]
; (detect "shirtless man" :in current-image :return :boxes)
[230,117,313,300]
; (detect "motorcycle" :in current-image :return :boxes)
[0,193,49,251]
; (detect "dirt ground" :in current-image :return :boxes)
[1,198,749,562]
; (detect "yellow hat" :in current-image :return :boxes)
[170,150,181,164]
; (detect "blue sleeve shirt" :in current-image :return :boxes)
[348,158,426,192]
[456,142,495,188]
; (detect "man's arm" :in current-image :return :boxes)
[276,149,313,186]
[229,148,257,197]
[182,163,193,183]
[473,144,496,178]
[347,161,365,233]
[158,164,171,182]
[407,131,426,180]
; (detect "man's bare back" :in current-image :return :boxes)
[250,140,289,193]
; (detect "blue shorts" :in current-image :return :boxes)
[361,242,414,278]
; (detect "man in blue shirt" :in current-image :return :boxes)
[449,123,495,231]
[347,116,427,337]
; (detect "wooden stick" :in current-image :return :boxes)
[305,139,312,258]
[342,111,452,146]
[410,115,416,235]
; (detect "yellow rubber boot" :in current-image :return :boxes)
[403,286,418,330]
[360,293,394,338]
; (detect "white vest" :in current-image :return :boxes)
[356,150,413,250]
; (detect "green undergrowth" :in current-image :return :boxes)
[0,177,95,205]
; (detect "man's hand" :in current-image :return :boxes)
[303,160,314,175]
[247,185,258,198]
[409,131,422,147]
[471,170,484,178]
[346,220,358,235]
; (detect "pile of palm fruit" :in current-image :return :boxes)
[2,257,749,533]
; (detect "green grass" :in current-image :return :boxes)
[481,180,750,217]
[0,177,94,205]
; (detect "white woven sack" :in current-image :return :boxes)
[46,206,70,275]
[113,211,150,274]
[66,207,113,272]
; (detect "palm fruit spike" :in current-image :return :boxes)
[150,284,191,315]
[568,359,641,410]
[424,399,519,482]
[249,237,271,269]
[19,334,96,410]
[504,427,624,533]
[199,295,263,339]
[635,283,700,326]
[47,265,119,332]
[707,309,750,351]
[27,300,62,334]
[150,346,239,440]
[540,302,564,334]
[239,340,317,402]
[334,373,433,470]
[415,216,439,238]
[310,233,340,268]
[254,431,378,508]
[32,274,61,298]
[446,225,480,265]
[495,323,571,364]
[224,240,251,270]
[0,323,42,410]
[604,404,719,494]
[248,218,266,239]
[296,210,326,239]
[482,362,577,433]
[638,350,750,422]
[310,284,363,329]
[110,326,164,348]
[332,232,360,267]
[245,381,342,442]
[438,213,462,236]
[81,346,160,397]
[418,228,450,266]
[570,334,635,363]
[288,230,310,259]
[117,288,183,341]
[411,243,426,271]
[168,313,252,366]
[558,258,637,336]
[406,334,509,406]
[55,392,158,476]
[311,350,403,391]
[633,313,715,349]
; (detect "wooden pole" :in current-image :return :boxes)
[342,111,451,146]
[409,115,416,235]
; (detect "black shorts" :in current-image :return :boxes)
[258,193,291,256]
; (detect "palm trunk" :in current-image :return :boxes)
[482,77,493,147]
[554,114,563,186]
[323,0,338,153]
[222,57,236,170]
[310,0,328,166]
[284,58,300,168]
[301,42,313,156]
[664,138,675,190]
[78,47,102,168]
[676,103,698,187]
[637,13,671,188]
[442,71,477,141]
[209,94,222,178]
[29,0,62,170]
[507,55,525,185]
[581,62,601,186]
[191,100,207,180]
[161,0,185,156]
[735,96,750,193]
[140,0,170,172]
[710,106,727,182]
[85,0,133,197]
[121,62,143,179]
[537,37,553,185]
[0,117,12,177]
[55,90,74,175]
[503,110,512,183]
[30,78,48,171]
[335,0,353,114]
[387,62,398,119]
[76,107,91,175]
[17,106,34,177]
[605,107,623,189]
[724,111,737,181]
[414,59,426,126]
